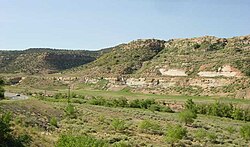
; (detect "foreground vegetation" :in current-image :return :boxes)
[0,92,250,146]
[1,76,250,146]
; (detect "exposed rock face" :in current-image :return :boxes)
[198,65,241,77]
[78,75,249,98]
[159,69,188,76]
[189,78,230,88]
[126,78,147,87]
[236,88,250,99]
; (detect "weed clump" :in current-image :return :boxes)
[50,117,58,128]
[240,124,250,140]
[111,118,127,132]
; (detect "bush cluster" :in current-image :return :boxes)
[56,135,109,147]
[185,99,250,121]
[88,97,173,113]
[0,112,31,146]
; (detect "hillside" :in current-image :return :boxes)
[0,48,110,74]
[68,35,250,98]
[71,35,250,77]
[70,39,166,77]
[1,35,250,98]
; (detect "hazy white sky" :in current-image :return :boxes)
[0,0,250,50]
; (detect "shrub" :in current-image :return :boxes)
[65,104,77,119]
[71,93,77,98]
[56,135,109,147]
[54,93,67,99]
[240,124,250,140]
[50,117,58,128]
[111,97,129,107]
[0,112,31,146]
[98,115,106,124]
[17,134,32,145]
[0,79,4,99]
[194,101,249,121]
[140,99,155,109]
[0,78,4,86]
[194,128,207,141]
[0,112,12,142]
[209,102,222,116]
[0,87,4,99]
[184,99,197,113]
[159,106,174,113]
[232,108,244,120]
[129,99,155,109]
[129,99,141,108]
[226,126,236,134]
[111,118,127,132]
[139,119,162,135]
[193,43,201,49]
[165,125,187,145]
[245,68,250,77]
[178,109,197,125]
[148,104,161,112]
[88,96,107,106]
[207,132,217,143]
[113,141,131,147]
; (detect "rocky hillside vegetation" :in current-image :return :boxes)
[69,35,250,98]
[72,35,250,78]
[71,39,166,76]
[0,48,110,74]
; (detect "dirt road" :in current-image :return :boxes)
[4,92,29,100]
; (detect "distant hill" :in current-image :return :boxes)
[0,48,111,74]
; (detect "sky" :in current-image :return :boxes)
[0,0,250,50]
